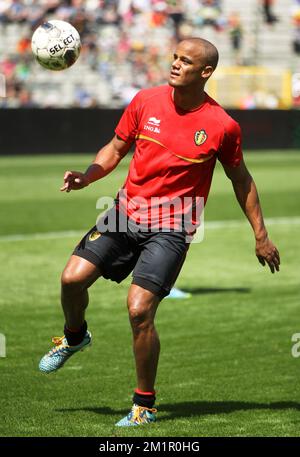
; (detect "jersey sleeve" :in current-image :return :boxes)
[218,118,243,167]
[115,91,142,143]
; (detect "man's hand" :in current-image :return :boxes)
[255,236,280,274]
[60,171,89,192]
[222,161,280,274]
[60,135,131,193]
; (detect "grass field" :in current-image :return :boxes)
[0,151,300,437]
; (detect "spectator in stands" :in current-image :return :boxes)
[82,32,100,70]
[15,56,31,81]
[194,0,224,32]
[17,87,36,106]
[25,0,45,29]
[1,78,22,107]
[0,55,17,79]
[292,72,300,107]
[291,1,300,54]
[0,1,8,24]
[74,85,98,107]
[55,1,76,22]
[292,26,300,55]
[228,11,243,65]
[101,0,120,25]
[166,0,184,40]
[132,0,151,14]
[262,0,278,25]
[291,0,300,27]
[16,34,31,54]
[6,0,28,23]
[150,1,168,28]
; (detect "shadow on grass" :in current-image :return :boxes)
[56,401,300,420]
[159,401,300,420]
[182,287,251,295]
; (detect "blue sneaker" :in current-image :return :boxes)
[39,331,92,373]
[115,404,157,427]
[166,287,191,299]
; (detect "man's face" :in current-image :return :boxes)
[168,41,210,88]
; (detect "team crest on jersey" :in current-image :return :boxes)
[194,129,207,146]
[89,230,101,241]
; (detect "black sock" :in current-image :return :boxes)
[64,320,87,346]
[133,389,156,409]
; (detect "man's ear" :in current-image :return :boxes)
[201,65,214,79]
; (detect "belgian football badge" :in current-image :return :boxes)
[89,231,101,241]
[194,129,207,146]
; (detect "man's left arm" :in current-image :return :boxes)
[222,159,280,273]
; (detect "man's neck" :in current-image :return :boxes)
[172,88,206,111]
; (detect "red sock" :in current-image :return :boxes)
[133,389,156,408]
[64,321,87,346]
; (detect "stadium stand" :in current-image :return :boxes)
[0,0,297,108]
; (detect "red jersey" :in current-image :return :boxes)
[115,85,242,231]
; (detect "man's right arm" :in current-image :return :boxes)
[60,135,132,192]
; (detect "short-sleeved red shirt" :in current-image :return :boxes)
[115,85,242,231]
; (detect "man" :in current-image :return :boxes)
[39,38,280,426]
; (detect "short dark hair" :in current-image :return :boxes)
[182,37,219,70]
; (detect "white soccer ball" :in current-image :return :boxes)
[31,20,81,71]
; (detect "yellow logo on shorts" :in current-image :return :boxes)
[194,129,207,146]
[89,231,101,241]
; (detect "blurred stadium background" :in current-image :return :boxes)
[0,0,299,109]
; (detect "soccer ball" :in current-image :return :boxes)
[31,20,81,71]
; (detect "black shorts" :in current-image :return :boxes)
[73,209,189,299]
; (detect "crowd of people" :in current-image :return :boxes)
[0,1,228,107]
[0,0,293,108]
[291,0,300,55]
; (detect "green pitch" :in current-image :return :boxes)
[0,151,299,437]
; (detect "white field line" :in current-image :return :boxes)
[0,216,299,243]
[206,216,300,229]
[0,230,82,242]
